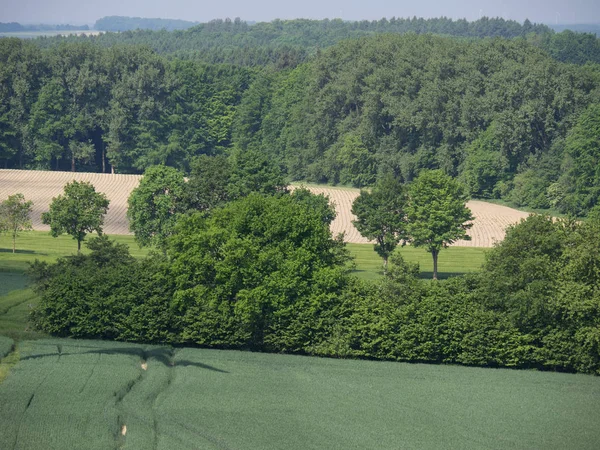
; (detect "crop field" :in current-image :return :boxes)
[0,169,531,247]
[0,337,598,449]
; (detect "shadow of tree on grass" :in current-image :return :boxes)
[20,344,229,373]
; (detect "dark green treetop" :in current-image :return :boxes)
[407,170,473,280]
[42,180,110,252]
[352,175,408,271]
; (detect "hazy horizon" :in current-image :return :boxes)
[0,0,599,27]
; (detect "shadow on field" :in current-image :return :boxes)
[0,248,36,255]
[20,344,229,373]
[418,272,467,280]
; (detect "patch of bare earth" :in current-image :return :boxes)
[0,169,141,235]
[0,170,531,247]
[291,184,531,247]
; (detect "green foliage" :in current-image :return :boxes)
[30,236,176,342]
[351,175,408,268]
[251,33,598,204]
[407,170,473,279]
[226,147,288,199]
[560,104,600,215]
[94,16,199,32]
[0,193,33,253]
[459,126,509,198]
[183,150,288,213]
[26,211,600,374]
[41,181,109,252]
[183,154,231,211]
[127,165,186,250]
[168,190,349,349]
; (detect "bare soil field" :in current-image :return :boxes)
[0,170,531,247]
[292,184,530,247]
[0,170,141,235]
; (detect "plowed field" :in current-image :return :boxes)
[0,170,531,247]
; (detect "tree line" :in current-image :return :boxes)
[2,31,600,216]
[35,16,600,67]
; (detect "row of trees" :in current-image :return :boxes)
[352,171,472,279]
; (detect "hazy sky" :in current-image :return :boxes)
[1,0,599,26]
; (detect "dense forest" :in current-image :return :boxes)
[1,17,600,215]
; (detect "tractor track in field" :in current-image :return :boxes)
[0,169,532,247]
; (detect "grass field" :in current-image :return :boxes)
[0,231,149,272]
[0,337,599,449]
[0,231,486,280]
[348,243,487,280]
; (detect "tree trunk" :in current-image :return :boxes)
[12,234,16,254]
[383,254,388,275]
[77,238,81,254]
[71,154,76,172]
[102,144,106,173]
[432,249,439,280]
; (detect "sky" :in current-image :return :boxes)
[1,0,599,26]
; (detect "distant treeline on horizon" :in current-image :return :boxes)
[2,16,599,35]
[0,23,89,33]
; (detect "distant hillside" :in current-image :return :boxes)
[0,22,88,32]
[94,16,199,31]
[550,23,600,34]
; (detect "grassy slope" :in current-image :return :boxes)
[0,338,599,449]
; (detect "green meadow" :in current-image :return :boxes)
[0,231,486,279]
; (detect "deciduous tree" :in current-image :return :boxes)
[352,175,408,271]
[127,165,186,250]
[42,181,110,252]
[0,193,33,253]
[407,170,473,280]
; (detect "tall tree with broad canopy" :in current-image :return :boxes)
[168,189,350,350]
[127,165,186,251]
[351,175,408,271]
[407,170,473,280]
[0,193,33,253]
[42,181,110,253]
